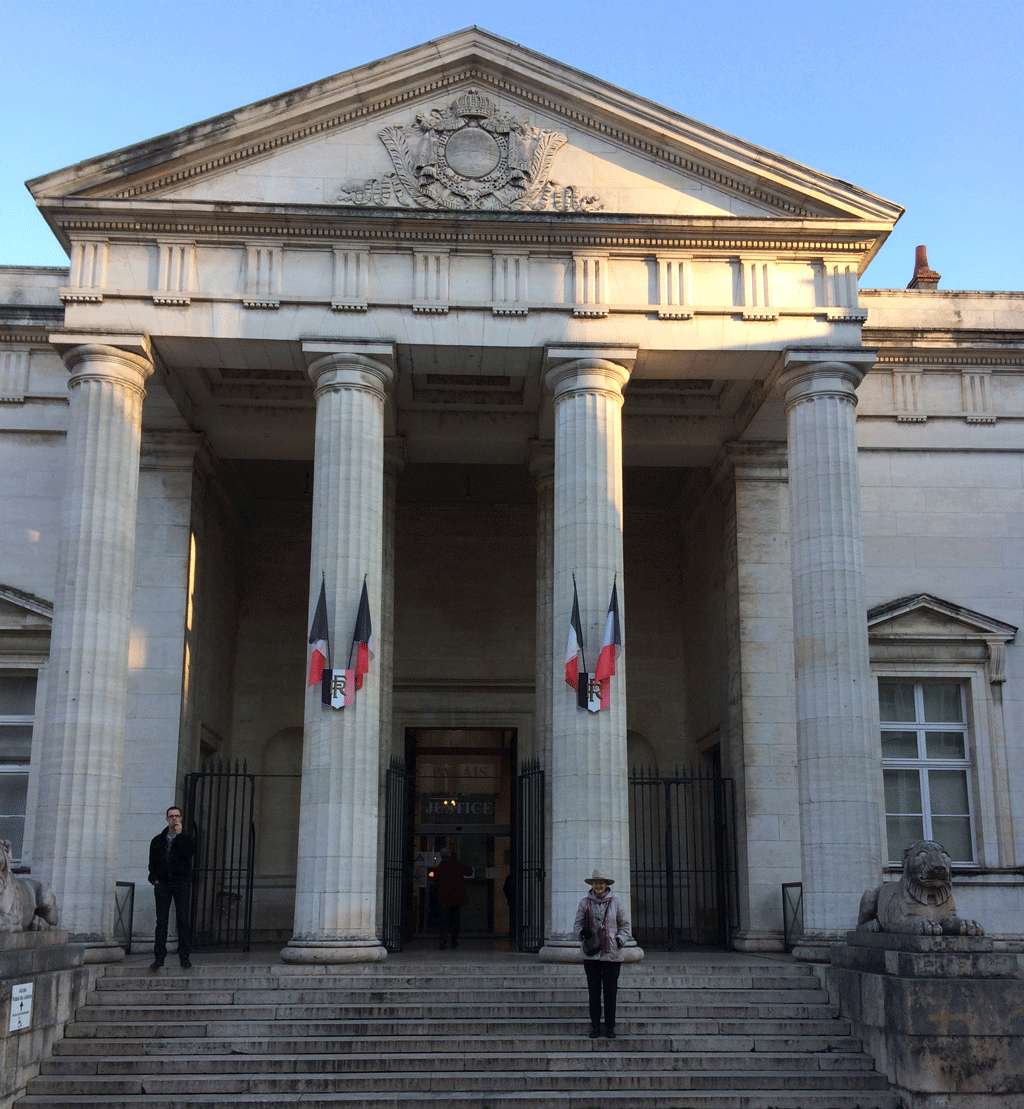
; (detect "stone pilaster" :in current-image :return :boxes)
[528,440,555,936]
[282,345,394,964]
[379,438,405,765]
[538,348,642,963]
[716,443,799,952]
[528,440,555,771]
[35,338,154,961]
[779,351,882,953]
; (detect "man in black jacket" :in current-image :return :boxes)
[148,806,196,969]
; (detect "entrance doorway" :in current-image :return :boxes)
[406,728,514,941]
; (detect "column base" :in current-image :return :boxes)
[68,936,125,964]
[280,939,387,964]
[538,938,645,963]
[791,931,844,963]
[732,929,787,954]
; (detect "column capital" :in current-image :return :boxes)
[50,337,154,398]
[779,349,877,410]
[305,348,394,402]
[543,345,636,401]
[49,330,151,361]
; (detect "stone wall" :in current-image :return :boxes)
[0,932,95,1109]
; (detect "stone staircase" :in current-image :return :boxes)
[18,956,897,1108]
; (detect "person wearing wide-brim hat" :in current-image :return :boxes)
[573,868,631,1038]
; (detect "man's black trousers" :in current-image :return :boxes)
[153,880,192,959]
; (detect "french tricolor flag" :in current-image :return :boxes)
[307,579,331,688]
[594,581,622,710]
[351,579,374,691]
[564,579,585,692]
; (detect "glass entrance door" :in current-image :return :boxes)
[408,728,513,940]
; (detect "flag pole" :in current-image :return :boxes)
[323,571,332,670]
[572,572,587,673]
[346,574,367,671]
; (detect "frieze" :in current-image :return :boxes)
[337,90,601,213]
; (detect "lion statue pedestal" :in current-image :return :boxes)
[824,840,1023,1108]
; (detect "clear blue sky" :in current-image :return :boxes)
[3,0,1021,290]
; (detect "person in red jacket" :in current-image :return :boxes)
[435,847,473,950]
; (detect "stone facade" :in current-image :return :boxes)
[0,29,1020,961]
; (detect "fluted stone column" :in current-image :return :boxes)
[282,345,393,964]
[36,339,154,961]
[779,350,882,953]
[539,348,642,963]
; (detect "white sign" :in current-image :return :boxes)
[9,982,32,1031]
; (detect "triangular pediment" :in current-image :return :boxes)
[0,585,53,633]
[28,28,901,243]
[868,594,1017,643]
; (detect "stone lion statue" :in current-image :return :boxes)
[0,839,59,933]
[858,839,983,936]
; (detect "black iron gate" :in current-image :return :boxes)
[629,765,738,949]
[382,757,409,952]
[184,759,256,951]
[513,759,545,952]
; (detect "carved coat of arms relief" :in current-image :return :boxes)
[337,90,601,213]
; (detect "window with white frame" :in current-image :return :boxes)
[878,679,975,864]
[0,670,36,864]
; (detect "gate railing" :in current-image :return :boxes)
[514,758,545,953]
[629,765,738,949]
[382,757,409,952]
[184,759,256,951]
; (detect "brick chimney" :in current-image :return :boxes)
[907,245,941,290]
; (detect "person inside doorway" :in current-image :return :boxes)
[435,847,473,950]
[148,806,196,970]
[574,868,631,1038]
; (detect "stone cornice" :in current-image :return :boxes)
[872,351,1024,369]
[40,199,884,256]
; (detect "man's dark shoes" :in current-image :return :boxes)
[179,957,192,969]
[149,958,164,970]
[605,1027,617,1039]
[589,1026,602,1038]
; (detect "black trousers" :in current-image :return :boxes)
[583,959,621,1029]
[438,905,462,946]
[153,880,192,960]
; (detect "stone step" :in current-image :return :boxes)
[53,1031,865,1056]
[16,1093,900,1109]
[40,1049,880,1076]
[87,983,830,1006]
[62,1016,853,1040]
[22,957,896,1109]
[25,1068,894,1096]
[97,962,816,979]
[70,997,837,1024]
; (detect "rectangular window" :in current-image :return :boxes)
[0,671,36,863]
[879,679,975,864]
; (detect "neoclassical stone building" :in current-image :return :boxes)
[1,29,1020,961]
